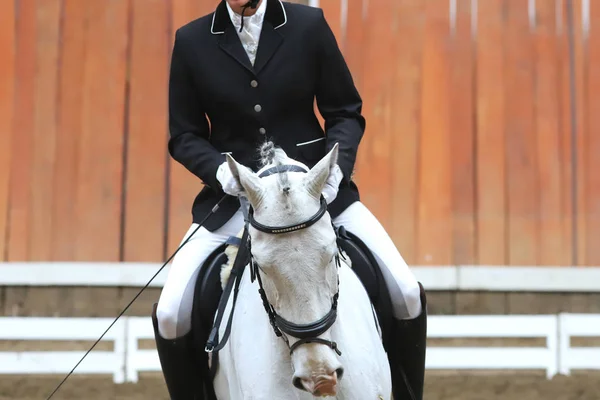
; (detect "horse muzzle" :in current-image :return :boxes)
[293,368,343,397]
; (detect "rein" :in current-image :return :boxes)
[206,167,344,358]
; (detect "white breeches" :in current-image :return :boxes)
[156,201,423,340]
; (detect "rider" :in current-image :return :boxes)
[155,0,427,398]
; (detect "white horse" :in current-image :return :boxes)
[210,142,392,399]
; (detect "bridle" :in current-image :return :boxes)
[205,164,344,358]
[248,195,343,356]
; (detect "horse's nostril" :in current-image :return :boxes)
[292,376,305,391]
[336,367,344,380]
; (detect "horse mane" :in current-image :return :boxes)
[258,141,290,194]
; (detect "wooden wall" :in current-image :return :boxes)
[0,0,598,267]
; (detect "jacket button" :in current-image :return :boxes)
[259,127,266,134]
[254,104,262,112]
[250,80,258,87]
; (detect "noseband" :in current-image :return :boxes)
[204,164,343,358]
[248,195,342,356]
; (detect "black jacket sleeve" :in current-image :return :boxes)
[167,29,225,191]
[313,9,366,183]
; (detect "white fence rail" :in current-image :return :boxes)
[0,317,126,383]
[0,314,598,383]
[3,262,600,292]
[427,315,559,378]
[558,313,600,375]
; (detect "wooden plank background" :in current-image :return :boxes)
[0,0,597,267]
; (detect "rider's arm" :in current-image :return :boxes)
[168,29,225,191]
[313,9,366,183]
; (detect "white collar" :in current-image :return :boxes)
[226,0,267,30]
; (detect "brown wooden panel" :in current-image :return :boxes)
[6,0,36,261]
[123,0,170,262]
[355,0,394,230]
[30,0,61,261]
[3,287,120,317]
[504,0,538,265]
[172,0,214,27]
[75,1,129,261]
[167,1,218,256]
[427,292,456,315]
[455,292,508,315]
[450,0,476,265]
[389,0,425,264]
[534,0,566,266]
[506,292,569,314]
[416,0,452,265]
[586,1,600,265]
[557,0,575,266]
[0,0,15,261]
[1,0,600,266]
[52,0,86,261]
[571,0,587,266]
[475,0,506,265]
[568,293,600,313]
[25,0,64,323]
[8,288,600,317]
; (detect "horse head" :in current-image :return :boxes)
[226,141,344,396]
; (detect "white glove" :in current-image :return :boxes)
[216,162,244,197]
[322,164,343,204]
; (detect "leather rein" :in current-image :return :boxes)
[205,164,344,358]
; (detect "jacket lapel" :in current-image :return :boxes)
[253,21,283,74]
[253,0,286,74]
[219,28,255,74]
[212,1,254,74]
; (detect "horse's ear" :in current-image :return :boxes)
[226,154,263,207]
[304,143,339,199]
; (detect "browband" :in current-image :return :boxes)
[248,196,328,234]
[258,164,308,178]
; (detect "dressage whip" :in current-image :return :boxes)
[44,195,228,400]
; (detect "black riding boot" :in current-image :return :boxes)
[387,283,427,400]
[152,303,209,400]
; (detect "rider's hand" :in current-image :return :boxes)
[216,162,244,197]
[322,164,343,204]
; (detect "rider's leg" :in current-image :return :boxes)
[332,201,427,400]
[153,209,244,399]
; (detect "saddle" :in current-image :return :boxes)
[189,225,394,377]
